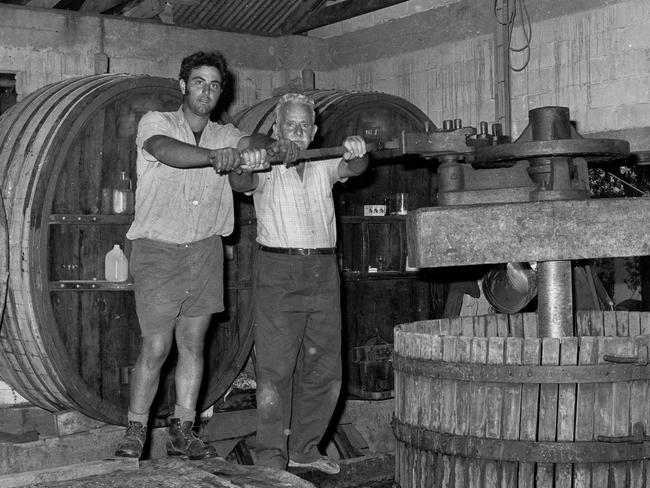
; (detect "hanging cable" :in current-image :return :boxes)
[494,0,532,72]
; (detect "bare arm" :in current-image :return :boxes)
[338,136,369,178]
[144,135,243,173]
[229,169,260,193]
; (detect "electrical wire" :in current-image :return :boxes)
[494,0,532,72]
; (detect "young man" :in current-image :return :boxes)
[115,51,271,460]
[229,93,368,474]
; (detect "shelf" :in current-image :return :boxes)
[50,214,133,224]
[50,280,134,291]
[49,215,258,226]
[342,271,424,281]
[339,215,406,224]
[49,279,254,291]
[338,214,409,274]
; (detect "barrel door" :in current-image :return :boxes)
[0,75,255,424]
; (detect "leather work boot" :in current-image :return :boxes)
[114,421,147,458]
[166,418,218,460]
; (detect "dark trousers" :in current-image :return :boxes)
[253,250,342,469]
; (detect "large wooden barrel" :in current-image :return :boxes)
[394,311,650,488]
[0,74,255,424]
[234,90,442,399]
[0,195,7,327]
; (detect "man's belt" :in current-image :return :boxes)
[257,244,336,256]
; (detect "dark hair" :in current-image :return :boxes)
[179,51,228,85]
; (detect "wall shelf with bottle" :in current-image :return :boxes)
[50,214,133,224]
[338,214,421,278]
[49,280,134,291]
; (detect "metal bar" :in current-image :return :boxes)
[269,141,401,164]
[537,260,573,337]
[392,418,650,464]
[393,354,650,384]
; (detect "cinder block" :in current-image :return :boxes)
[608,0,647,28]
[341,12,375,35]
[585,106,617,133]
[614,50,648,79]
[0,405,55,437]
[614,103,650,130]
[373,3,409,25]
[53,410,108,437]
[336,398,395,455]
[0,425,125,475]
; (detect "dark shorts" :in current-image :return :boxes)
[130,235,224,337]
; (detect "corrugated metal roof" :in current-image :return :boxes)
[171,0,312,36]
[2,0,411,37]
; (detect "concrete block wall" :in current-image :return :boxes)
[323,0,500,130]
[0,7,103,97]
[0,5,328,114]
[509,0,650,138]
[321,0,648,140]
[330,35,496,130]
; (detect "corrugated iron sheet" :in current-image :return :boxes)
[171,0,304,37]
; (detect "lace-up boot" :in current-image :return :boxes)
[166,418,218,460]
[115,421,147,458]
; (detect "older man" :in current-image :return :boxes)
[230,93,368,473]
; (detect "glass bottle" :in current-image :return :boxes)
[105,244,129,282]
[112,171,134,214]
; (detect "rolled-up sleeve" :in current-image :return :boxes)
[136,111,174,163]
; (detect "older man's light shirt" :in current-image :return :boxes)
[251,160,343,248]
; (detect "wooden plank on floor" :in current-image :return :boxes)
[0,458,138,488]
[177,458,317,488]
[28,457,317,488]
[289,454,394,488]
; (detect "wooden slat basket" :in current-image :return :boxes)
[394,311,650,488]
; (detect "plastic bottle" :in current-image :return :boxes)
[105,244,129,282]
[112,171,134,214]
